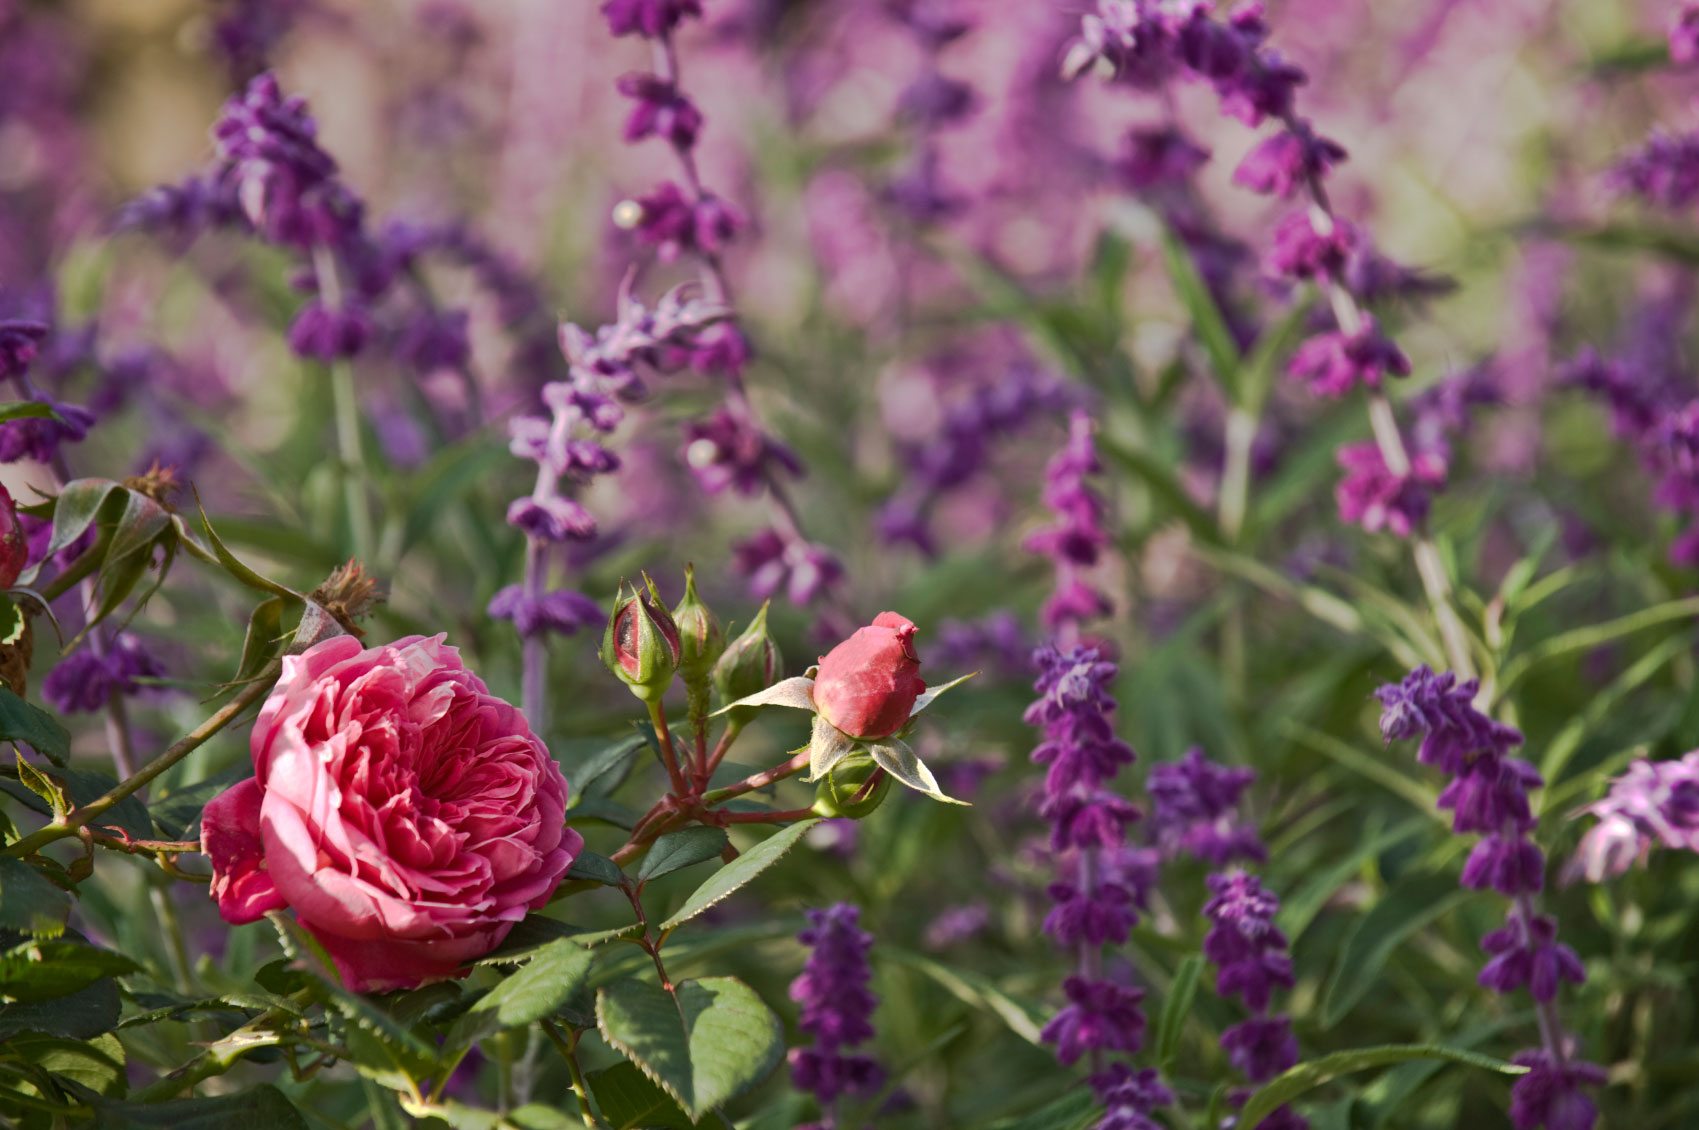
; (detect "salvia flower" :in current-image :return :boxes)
[616,74,704,149]
[1333,441,1445,538]
[42,634,169,715]
[1042,976,1148,1066]
[1115,125,1211,191]
[602,0,701,39]
[1147,748,1265,866]
[681,407,803,496]
[1611,128,1699,210]
[1234,119,1346,198]
[789,904,884,1107]
[212,73,353,250]
[0,320,47,381]
[1267,210,1357,281]
[733,528,844,607]
[1565,753,1699,882]
[1672,2,1699,66]
[485,586,603,640]
[1510,1051,1608,1130]
[1289,316,1410,398]
[1025,412,1113,631]
[0,394,95,466]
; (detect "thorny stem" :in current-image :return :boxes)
[4,657,282,859]
[700,749,807,805]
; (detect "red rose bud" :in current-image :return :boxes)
[672,564,724,683]
[0,486,26,589]
[601,573,681,702]
[812,611,927,740]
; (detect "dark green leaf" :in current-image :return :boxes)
[638,827,729,884]
[566,851,625,886]
[0,858,70,938]
[988,1088,1097,1130]
[883,948,1046,1045]
[1278,817,1428,943]
[1321,874,1475,1028]
[587,1061,732,1129]
[149,766,250,840]
[0,977,119,1039]
[92,1084,309,1129]
[233,596,292,685]
[565,734,647,798]
[476,917,588,966]
[567,795,641,830]
[450,939,594,1046]
[194,503,301,598]
[45,480,122,561]
[1238,1044,1527,1128]
[1159,222,1242,396]
[0,688,70,764]
[0,939,138,1002]
[1155,955,1203,1069]
[595,975,783,1118]
[660,820,818,931]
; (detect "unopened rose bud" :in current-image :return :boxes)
[711,600,783,707]
[601,573,681,702]
[812,754,892,820]
[812,611,926,741]
[0,486,25,590]
[672,564,724,684]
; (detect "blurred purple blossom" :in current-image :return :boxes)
[1565,753,1699,883]
[1334,442,1444,538]
[789,904,884,1107]
[1147,748,1264,866]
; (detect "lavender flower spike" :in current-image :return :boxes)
[789,904,884,1110]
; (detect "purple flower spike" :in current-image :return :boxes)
[682,407,802,496]
[1148,747,1265,865]
[1509,1050,1607,1130]
[0,320,48,381]
[789,904,884,1107]
[1041,976,1147,1066]
[1478,910,1585,1003]
[1220,1014,1300,1084]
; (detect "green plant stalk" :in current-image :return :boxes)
[313,245,374,560]
[541,1020,603,1129]
[685,678,711,786]
[646,699,689,796]
[4,657,282,859]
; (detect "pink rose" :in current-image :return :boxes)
[0,485,26,589]
[812,611,927,740]
[203,634,579,991]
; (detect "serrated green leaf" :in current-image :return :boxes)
[0,939,139,1003]
[0,858,70,938]
[8,1032,126,1097]
[868,738,968,805]
[476,917,588,965]
[638,827,728,884]
[92,1083,309,1128]
[587,1061,732,1129]
[566,851,626,887]
[1321,874,1475,1028]
[1238,1044,1528,1127]
[0,688,70,764]
[660,820,818,931]
[595,976,783,1118]
[0,977,119,1039]
[451,938,593,1047]
[1155,954,1202,1069]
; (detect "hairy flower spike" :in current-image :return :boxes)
[789,904,883,1107]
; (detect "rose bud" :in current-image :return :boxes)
[601,573,682,702]
[712,600,784,707]
[0,485,27,589]
[812,611,927,741]
[672,564,724,683]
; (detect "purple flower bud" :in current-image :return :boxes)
[1436,754,1541,836]
[1220,1014,1299,1084]
[1334,442,1445,538]
[0,320,48,380]
[1234,120,1346,198]
[1375,665,1524,773]
[601,0,701,39]
[1041,976,1147,1065]
[1090,1065,1172,1130]
[1289,317,1411,398]
[1042,791,1142,851]
[1115,126,1210,191]
[632,183,743,261]
[287,299,372,361]
[1509,1050,1606,1130]
[486,585,604,639]
[1566,753,1699,882]
[1478,910,1584,1002]
[1267,210,1356,280]
[506,496,596,542]
[681,407,803,496]
[616,74,703,149]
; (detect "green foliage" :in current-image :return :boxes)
[595,976,784,1118]
[660,820,819,930]
[1238,1045,1528,1127]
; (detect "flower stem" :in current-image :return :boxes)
[540,1021,603,1129]
[4,657,282,859]
[521,537,549,731]
[701,749,807,805]
[330,357,374,560]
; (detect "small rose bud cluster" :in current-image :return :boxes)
[1025,412,1113,631]
[1026,644,1170,1129]
[788,904,884,1119]
[881,0,976,225]
[1377,666,1600,1130]
[878,361,1077,556]
[600,0,842,610]
[1565,752,1699,883]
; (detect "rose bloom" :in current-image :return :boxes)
[812,611,926,740]
[203,635,579,991]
